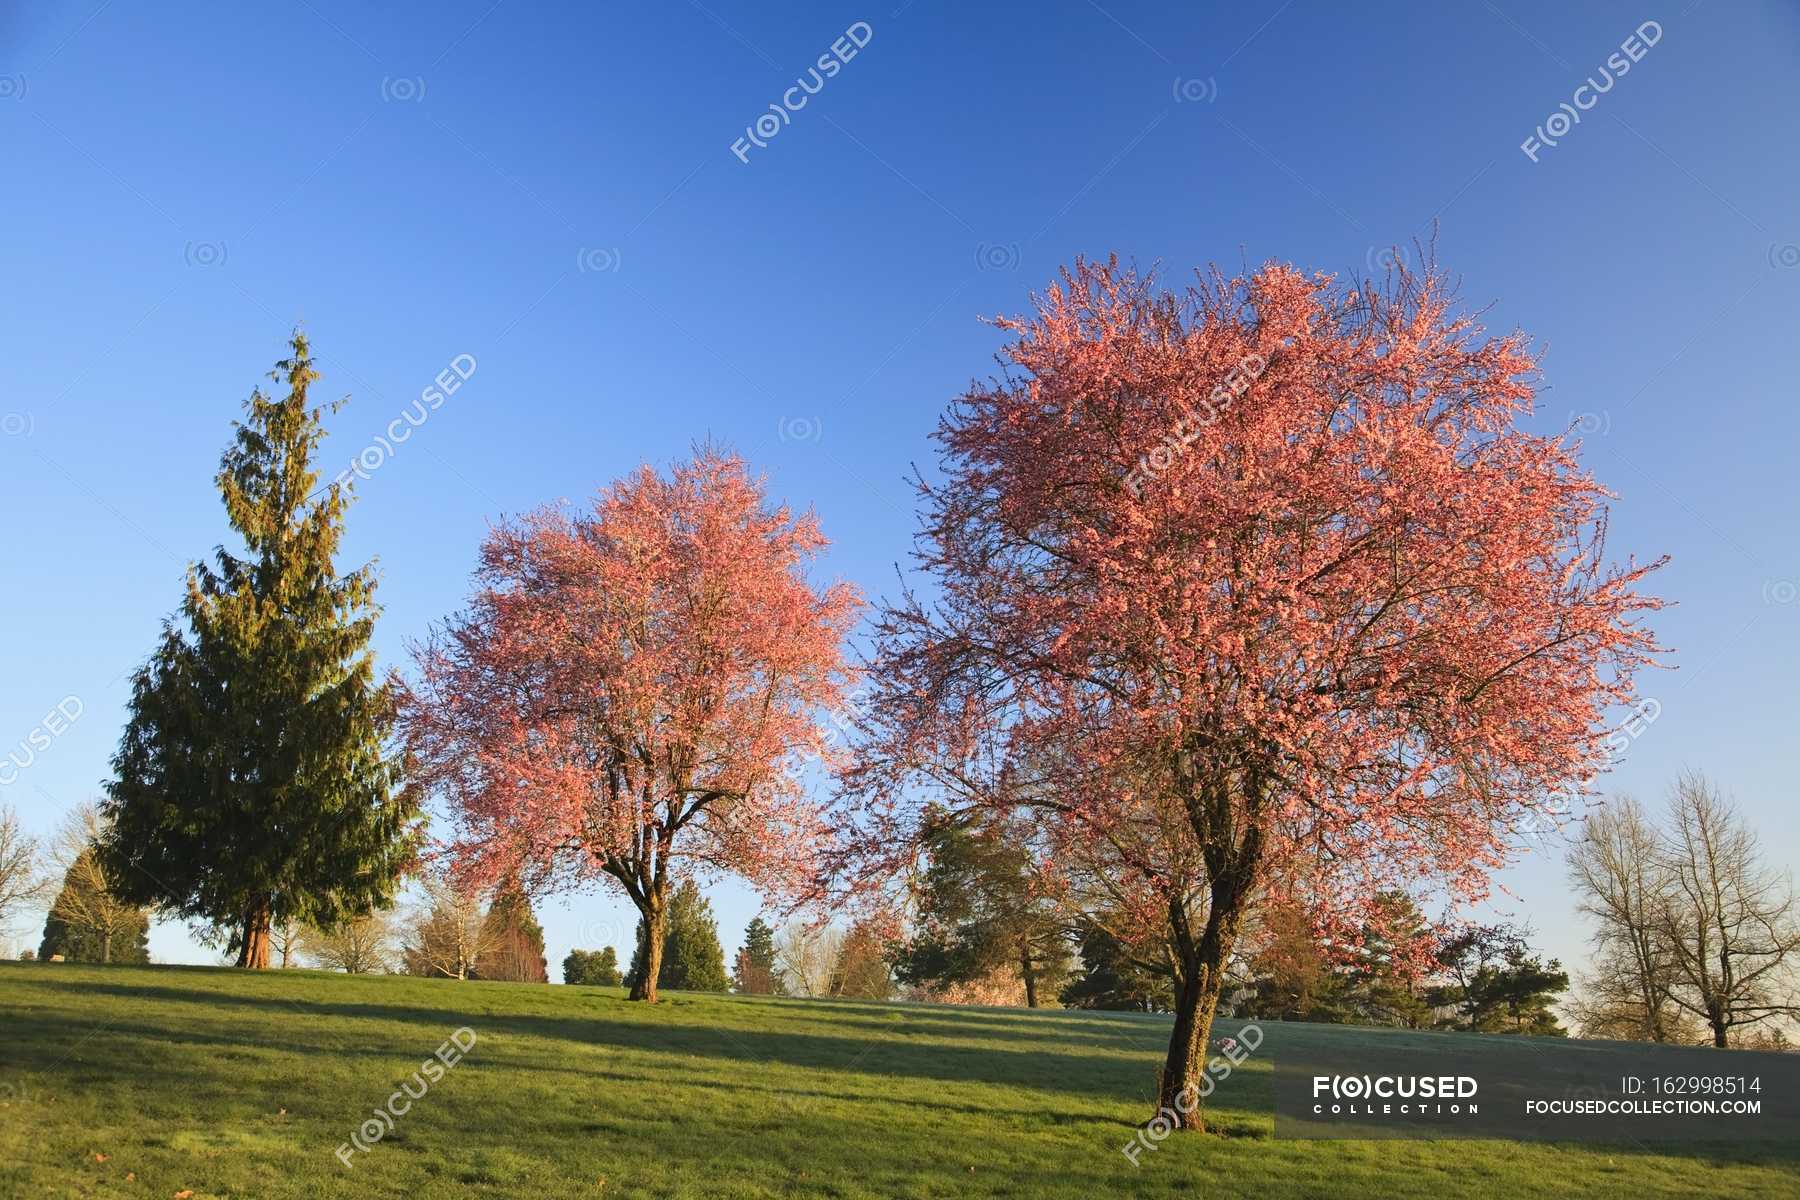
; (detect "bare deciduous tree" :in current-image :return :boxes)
[271,918,304,968]
[48,803,144,964]
[1567,797,1679,1040]
[0,803,50,937]
[1569,774,1800,1048]
[401,873,496,980]
[303,910,399,974]
[1654,772,1800,1048]
[772,920,842,998]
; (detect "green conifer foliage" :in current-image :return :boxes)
[99,334,421,966]
[627,880,728,993]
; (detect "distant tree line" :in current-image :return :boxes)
[1226,898,1568,1036]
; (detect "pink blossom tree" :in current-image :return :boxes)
[405,449,861,1001]
[845,258,1666,1129]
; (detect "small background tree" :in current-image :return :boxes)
[1653,773,1798,1046]
[303,911,398,974]
[890,810,1070,1007]
[1235,903,1349,1023]
[733,918,782,995]
[772,920,842,998]
[39,805,149,965]
[828,921,894,1000]
[402,871,498,980]
[1430,925,1568,1035]
[1060,923,1173,1012]
[475,877,549,983]
[564,946,622,986]
[1567,797,1679,1040]
[1568,774,1799,1046]
[270,919,304,968]
[0,804,49,943]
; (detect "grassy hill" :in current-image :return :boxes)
[1,961,1794,1198]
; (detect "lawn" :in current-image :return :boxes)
[1,961,1794,1198]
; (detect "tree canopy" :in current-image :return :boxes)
[405,447,861,1000]
[564,946,622,987]
[847,257,1665,1128]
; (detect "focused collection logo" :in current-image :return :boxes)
[1311,1074,1480,1117]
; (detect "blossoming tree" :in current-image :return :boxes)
[405,449,861,1000]
[845,258,1665,1129]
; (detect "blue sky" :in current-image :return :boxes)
[2,1,1796,982]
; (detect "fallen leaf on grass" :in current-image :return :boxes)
[93,1153,109,1162]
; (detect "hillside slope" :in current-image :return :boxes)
[1,962,1794,1198]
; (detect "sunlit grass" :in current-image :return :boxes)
[1,962,1793,1198]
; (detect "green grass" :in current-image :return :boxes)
[1,962,1794,1198]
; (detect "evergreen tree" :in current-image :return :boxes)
[39,848,150,964]
[1433,925,1569,1035]
[628,918,648,989]
[563,946,622,986]
[733,917,782,995]
[98,335,421,967]
[1339,892,1436,1029]
[1059,923,1173,1012]
[1473,950,1569,1035]
[474,878,548,982]
[627,880,728,993]
[890,809,1069,1006]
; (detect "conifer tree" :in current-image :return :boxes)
[98,334,420,967]
[628,879,729,993]
[1058,923,1173,1012]
[890,810,1070,1006]
[474,877,548,982]
[733,917,782,995]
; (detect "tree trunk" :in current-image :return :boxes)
[236,897,272,969]
[1155,876,1250,1131]
[628,904,664,1002]
[1157,957,1224,1130]
[1711,1008,1729,1048]
[102,930,112,964]
[1020,941,1038,1008]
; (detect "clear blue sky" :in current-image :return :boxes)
[2,1,1796,981]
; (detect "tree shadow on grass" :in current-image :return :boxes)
[8,978,1160,1103]
[9,973,1798,1175]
